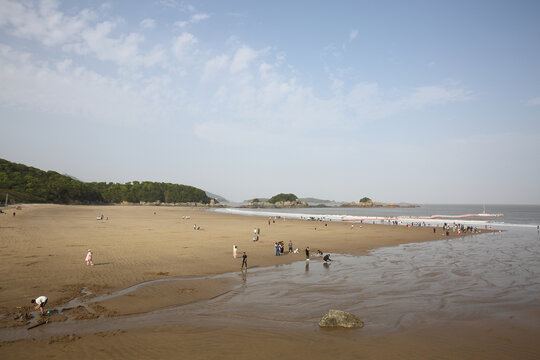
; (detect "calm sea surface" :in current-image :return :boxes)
[216,204,540,227]
[207,204,540,331]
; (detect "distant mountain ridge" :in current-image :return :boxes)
[299,197,342,206]
[205,191,228,204]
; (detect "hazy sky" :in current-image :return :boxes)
[1,0,539,204]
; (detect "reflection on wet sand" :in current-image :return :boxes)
[2,230,539,345]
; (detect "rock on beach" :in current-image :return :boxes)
[318,309,364,328]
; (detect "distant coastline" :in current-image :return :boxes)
[238,200,418,209]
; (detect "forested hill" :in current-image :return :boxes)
[0,158,211,205]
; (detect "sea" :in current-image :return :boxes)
[207,204,540,332]
[214,203,540,228]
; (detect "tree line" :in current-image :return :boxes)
[268,193,299,203]
[0,158,211,205]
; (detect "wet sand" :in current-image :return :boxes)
[2,319,539,360]
[1,204,538,359]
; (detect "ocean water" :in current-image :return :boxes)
[212,230,540,332]
[214,204,540,228]
[206,204,540,331]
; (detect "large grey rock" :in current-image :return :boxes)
[318,309,364,328]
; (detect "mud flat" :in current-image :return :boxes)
[1,204,538,359]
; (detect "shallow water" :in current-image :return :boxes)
[202,229,540,331]
[2,228,539,341]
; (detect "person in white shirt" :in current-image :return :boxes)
[31,295,48,315]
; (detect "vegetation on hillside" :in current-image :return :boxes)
[359,197,372,203]
[0,158,211,205]
[268,193,298,204]
[0,159,102,204]
[90,181,210,204]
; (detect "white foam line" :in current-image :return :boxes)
[213,208,342,221]
[212,208,538,230]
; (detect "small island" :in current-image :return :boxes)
[241,193,308,208]
[240,193,418,209]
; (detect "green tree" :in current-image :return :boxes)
[268,193,298,204]
[0,158,210,205]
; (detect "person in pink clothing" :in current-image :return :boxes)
[233,245,238,259]
[85,249,94,266]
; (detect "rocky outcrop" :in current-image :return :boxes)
[241,200,308,208]
[318,309,364,328]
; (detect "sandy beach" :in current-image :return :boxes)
[1,204,538,359]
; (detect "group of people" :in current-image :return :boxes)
[252,228,260,241]
[31,248,94,317]
[273,240,295,256]
[234,239,333,270]
[306,247,332,263]
[440,223,481,235]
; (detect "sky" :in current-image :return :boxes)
[1,0,539,204]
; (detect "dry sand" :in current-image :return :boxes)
[0,204,538,359]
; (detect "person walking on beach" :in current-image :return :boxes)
[241,252,248,270]
[31,295,48,315]
[233,245,238,259]
[305,246,310,261]
[85,249,94,266]
[288,241,293,253]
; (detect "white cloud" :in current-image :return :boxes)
[202,54,229,81]
[230,45,259,73]
[140,18,155,29]
[55,58,72,72]
[171,32,198,59]
[396,85,473,109]
[527,96,540,106]
[174,13,210,28]
[192,13,210,23]
[0,44,166,124]
[0,0,164,68]
[349,29,359,42]
[0,0,96,46]
[0,1,474,147]
[61,20,165,67]
[158,0,179,8]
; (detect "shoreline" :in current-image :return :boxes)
[0,204,456,313]
[1,204,537,359]
[0,204,457,309]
